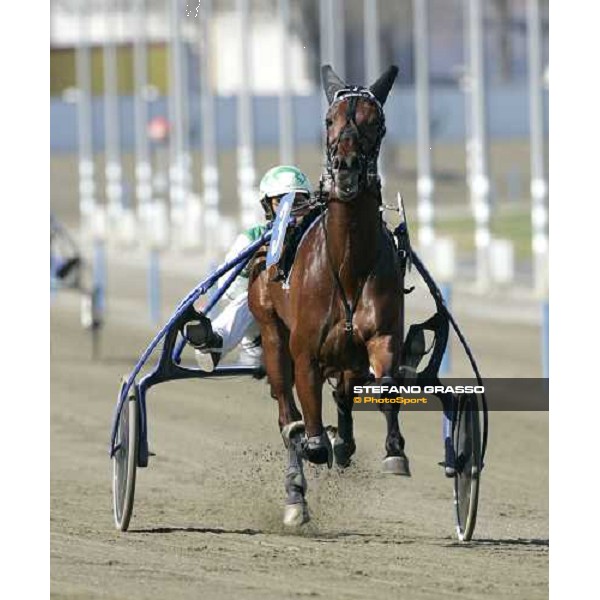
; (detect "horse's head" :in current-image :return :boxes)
[321,64,398,201]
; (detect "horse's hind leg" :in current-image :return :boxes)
[367,336,411,476]
[331,373,357,468]
[379,404,410,476]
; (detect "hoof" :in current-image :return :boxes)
[439,459,456,478]
[333,437,356,468]
[302,433,333,467]
[382,454,411,476]
[283,502,310,527]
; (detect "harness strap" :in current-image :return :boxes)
[320,198,383,345]
[321,216,361,342]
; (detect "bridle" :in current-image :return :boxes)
[323,86,387,200]
[318,87,388,345]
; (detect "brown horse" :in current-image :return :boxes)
[248,65,409,526]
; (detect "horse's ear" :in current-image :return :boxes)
[369,65,399,105]
[321,64,346,104]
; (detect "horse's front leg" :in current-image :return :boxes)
[293,353,332,466]
[367,335,411,476]
[258,318,308,525]
[331,372,358,468]
[260,318,301,430]
[281,421,309,526]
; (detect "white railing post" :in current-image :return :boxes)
[236,0,257,229]
[278,0,294,166]
[168,0,193,240]
[103,0,124,228]
[527,0,548,298]
[199,0,221,242]
[365,0,386,185]
[465,0,491,289]
[413,0,435,250]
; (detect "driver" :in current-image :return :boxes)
[183,165,313,372]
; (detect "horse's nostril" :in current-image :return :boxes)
[333,154,359,172]
[344,155,359,170]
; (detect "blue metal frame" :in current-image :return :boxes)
[410,251,489,469]
[171,253,250,365]
[108,228,272,461]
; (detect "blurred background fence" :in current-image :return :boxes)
[51,89,546,152]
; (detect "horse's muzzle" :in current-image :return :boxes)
[332,154,361,201]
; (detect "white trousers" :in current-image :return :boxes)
[211,291,262,361]
[209,231,263,363]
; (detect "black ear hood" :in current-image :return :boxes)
[321,64,346,104]
[369,65,399,105]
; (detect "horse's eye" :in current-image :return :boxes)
[325,118,333,128]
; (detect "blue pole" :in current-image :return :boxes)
[542,300,549,378]
[50,254,58,298]
[93,240,107,316]
[149,249,160,324]
[442,399,454,471]
[440,282,452,375]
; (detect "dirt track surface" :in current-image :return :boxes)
[51,251,548,600]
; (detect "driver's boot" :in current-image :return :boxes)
[182,313,223,372]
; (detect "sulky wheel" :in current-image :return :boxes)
[453,393,482,542]
[112,379,139,531]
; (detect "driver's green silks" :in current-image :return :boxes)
[244,224,267,243]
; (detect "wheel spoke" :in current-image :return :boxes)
[112,382,139,531]
[453,395,482,541]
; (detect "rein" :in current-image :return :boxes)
[321,213,369,343]
[317,179,382,346]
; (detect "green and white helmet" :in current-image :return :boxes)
[259,165,312,199]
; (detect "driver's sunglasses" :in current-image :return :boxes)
[273,192,310,202]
